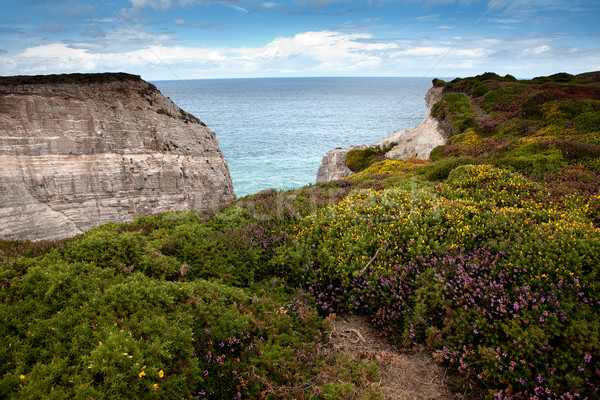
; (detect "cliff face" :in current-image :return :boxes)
[372,86,448,156]
[316,86,447,184]
[316,145,366,184]
[0,73,235,241]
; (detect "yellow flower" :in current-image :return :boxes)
[19,375,25,380]
[153,383,159,390]
[158,370,164,378]
[139,371,146,378]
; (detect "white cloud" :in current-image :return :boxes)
[532,44,551,55]
[1,29,598,79]
[233,31,397,72]
[414,14,441,21]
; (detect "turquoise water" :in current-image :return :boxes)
[153,77,431,197]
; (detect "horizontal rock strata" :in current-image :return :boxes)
[0,73,235,241]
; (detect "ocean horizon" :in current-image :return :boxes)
[153,77,433,197]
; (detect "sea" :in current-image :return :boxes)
[153,77,432,197]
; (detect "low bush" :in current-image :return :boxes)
[345,143,396,173]
[546,139,600,161]
[3,71,600,400]
[346,147,377,172]
[421,156,481,181]
[275,164,600,399]
[572,111,600,133]
[493,143,565,176]
[432,92,477,133]
[471,83,490,98]
[541,99,600,124]
[483,84,532,112]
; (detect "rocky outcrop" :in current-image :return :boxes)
[0,73,235,241]
[316,145,366,184]
[315,86,447,184]
[372,86,447,157]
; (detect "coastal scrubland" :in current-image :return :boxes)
[1,71,599,399]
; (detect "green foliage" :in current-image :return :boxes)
[471,83,490,98]
[547,139,600,161]
[432,78,446,87]
[345,143,396,173]
[572,111,600,133]
[0,72,143,86]
[542,99,600,124]
[494,143,566,176]
[483,83,530,111]
[428,145,446,162]
[346,147,377,173]
[432,92,478,133]
[441,92,471,113]
[530,72,575,84]
[2,70,600,400]
[421,156,481,181]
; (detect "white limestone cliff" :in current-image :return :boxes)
[315,86,447,184]
[0,73,235,241]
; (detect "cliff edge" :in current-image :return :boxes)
[316,86,447,183]
[0,73,235,241]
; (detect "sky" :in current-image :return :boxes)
[0,0,599,81]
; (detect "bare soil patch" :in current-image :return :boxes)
[325,314,458,400]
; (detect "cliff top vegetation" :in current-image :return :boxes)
[1,71,599,399]
[0,72,144,86]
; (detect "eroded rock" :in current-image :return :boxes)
[0,73,235,240]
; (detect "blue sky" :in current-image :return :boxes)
[0,0,599,80]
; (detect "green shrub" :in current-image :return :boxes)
[494,143,566,175]
[483,84,531,111]
[441,92,471,114]
[546,140,600,161]
[432,78,446,87]
[542,99,600,123]
[346,148,377,173]
[572,111,600,133]
[495,118,539,137]
[345,143,396,173]
[432,92,477,133]
[207,206,251,231]
[472,83,490,98]
[530,72,574,84]
[428,145,446,162]
[421,156,481,181]
[451,111,478,133]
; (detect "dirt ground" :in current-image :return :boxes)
[325,314,457,400]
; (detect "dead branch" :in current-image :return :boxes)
[360,248,381,275]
